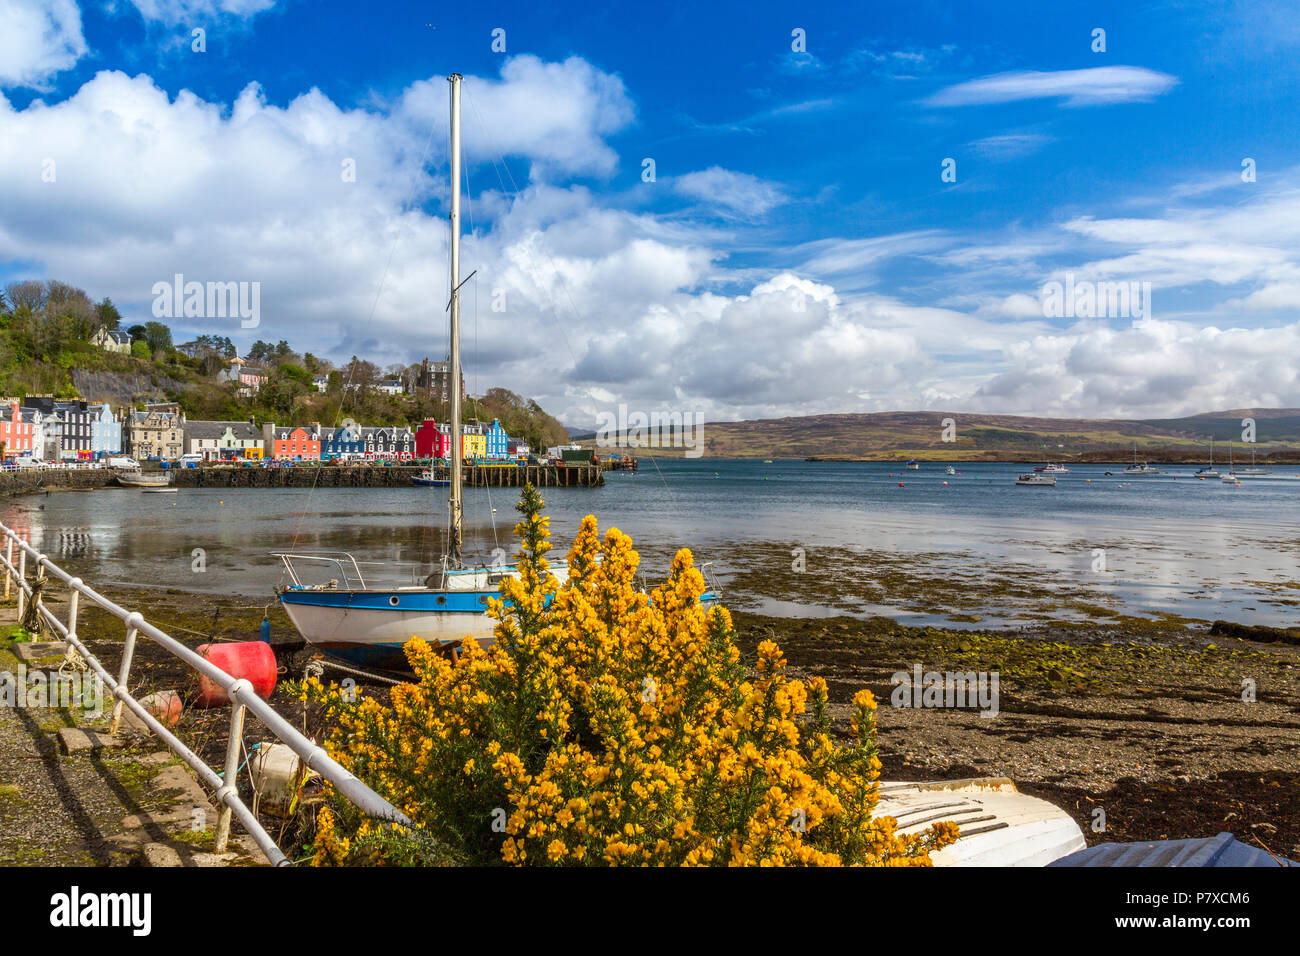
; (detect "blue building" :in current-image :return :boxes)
[89,403,122,457]
[320,423,364,458]
[485,418,509,460]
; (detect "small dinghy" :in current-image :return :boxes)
[877,777,1085,867]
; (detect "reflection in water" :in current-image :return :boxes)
[6,459,1299,626]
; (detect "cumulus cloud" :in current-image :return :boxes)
[974,318,1300,417]
[1,50,1298,425]
[928,66,1178,108]
[0,0,87,89]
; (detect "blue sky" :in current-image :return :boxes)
[2,0,1299,425]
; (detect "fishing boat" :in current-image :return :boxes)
[1016,473,1056,486]
[1123,442,1160,475]
[1194,438,1220,479]
[905,459,919,470]
[1033,463,1070,474]
[412,469,450,487]
[116,469,171,488]
[1221,474,1242,486]
[274,75,717,669]
[945,465,956,476]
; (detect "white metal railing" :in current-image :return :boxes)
[0,521,410,866]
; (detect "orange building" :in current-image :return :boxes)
[268,425,320,460]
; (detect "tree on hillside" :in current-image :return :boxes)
[126,323,147,340]
[143,321,173,355]
[340,356,379,389]
[246,340,274,363]
[95,297,121,329]
[5,280,47,314]
[303,352,331,374]
[177,334,236,360]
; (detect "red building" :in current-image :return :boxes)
[0,400,34,457]
[415,419,452,459]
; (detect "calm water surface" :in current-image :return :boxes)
[6,459,1299,627]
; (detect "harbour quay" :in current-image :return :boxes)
[171,462,604,488]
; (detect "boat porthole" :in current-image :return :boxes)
[389,596,400,606]
[436,595,446,605]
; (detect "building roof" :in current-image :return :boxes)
[100,329,131,344]
[185,420,261,441]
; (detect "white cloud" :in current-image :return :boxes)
[401,56,634,180]
[127,0,276,24]
[672,167,786,218]
[966,132,1053,160]
[0,0,87,89]
[3,53,1300,426]
[928,66,1178,108]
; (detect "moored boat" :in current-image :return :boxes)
[412,469,449,486]
[1016,473,1056,486]
[117,469,171,488]
[877,778,1085,867]
[1123,441,1160,475]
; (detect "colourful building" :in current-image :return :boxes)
[320,423,364,458]
[414,419,441,459]
[267,425,321,460]
[0,400,35,458]
[484,419,509,459]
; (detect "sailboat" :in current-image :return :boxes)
[273,75,528,669]
[1194,438,1219,479]
[273,74,716,668]
[1122,441,1160,475]
[1230,442,1270,479]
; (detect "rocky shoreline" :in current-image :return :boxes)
[6,579,1296,863]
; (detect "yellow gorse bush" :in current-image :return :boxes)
[302,484,958,866]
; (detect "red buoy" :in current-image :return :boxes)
[898,482,905,487]
[195,641,277,708]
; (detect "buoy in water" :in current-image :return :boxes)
[898,482,905,487]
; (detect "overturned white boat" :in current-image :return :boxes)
[877,777,1086,867]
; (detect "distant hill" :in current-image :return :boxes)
[581,409,1300,461]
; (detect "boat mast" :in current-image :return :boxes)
[448,73,464,566]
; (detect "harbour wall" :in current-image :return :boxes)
[171,464,604,488]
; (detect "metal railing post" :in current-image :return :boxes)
[4,536,12,601]
[214,681,250,853]
[109,614,142,736]
[15,548,26,619]
[66,580,80,641]
[35,558,45,617]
